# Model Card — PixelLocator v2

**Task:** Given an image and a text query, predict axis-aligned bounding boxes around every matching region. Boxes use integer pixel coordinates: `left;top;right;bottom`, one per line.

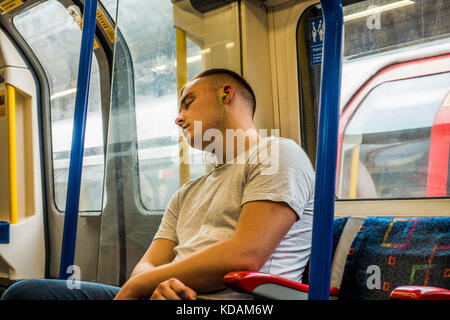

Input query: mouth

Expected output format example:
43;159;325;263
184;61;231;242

182;124;190;130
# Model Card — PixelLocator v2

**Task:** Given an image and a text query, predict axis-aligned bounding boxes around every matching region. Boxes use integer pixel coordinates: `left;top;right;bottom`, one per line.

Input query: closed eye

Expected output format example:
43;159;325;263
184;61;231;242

179;93;195;112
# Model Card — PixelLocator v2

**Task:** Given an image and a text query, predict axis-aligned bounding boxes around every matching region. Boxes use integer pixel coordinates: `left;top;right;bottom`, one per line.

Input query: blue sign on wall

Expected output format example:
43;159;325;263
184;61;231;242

309;16;324;66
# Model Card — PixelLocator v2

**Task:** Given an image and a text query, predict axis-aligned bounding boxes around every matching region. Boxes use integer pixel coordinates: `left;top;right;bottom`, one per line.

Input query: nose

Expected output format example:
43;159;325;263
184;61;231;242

175;112;185;127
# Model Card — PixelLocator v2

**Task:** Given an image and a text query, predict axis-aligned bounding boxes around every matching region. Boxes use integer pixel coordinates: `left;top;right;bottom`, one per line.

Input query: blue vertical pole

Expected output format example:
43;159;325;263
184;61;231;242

308;0;343;300
59;0;98;280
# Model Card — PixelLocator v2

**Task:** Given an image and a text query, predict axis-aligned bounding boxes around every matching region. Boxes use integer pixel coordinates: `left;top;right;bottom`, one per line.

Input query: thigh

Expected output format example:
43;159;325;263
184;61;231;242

1;278;121;300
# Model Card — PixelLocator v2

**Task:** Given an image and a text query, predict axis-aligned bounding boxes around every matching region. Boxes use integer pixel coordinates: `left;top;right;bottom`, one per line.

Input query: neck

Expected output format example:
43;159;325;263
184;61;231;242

214;126;261;166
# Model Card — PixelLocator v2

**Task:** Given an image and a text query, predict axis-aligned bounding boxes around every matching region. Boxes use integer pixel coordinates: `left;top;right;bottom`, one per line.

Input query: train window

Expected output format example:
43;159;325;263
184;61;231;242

100;0;117;22
113;0;205;211
297;0;450;200
14;0;104;212
338;72;450;199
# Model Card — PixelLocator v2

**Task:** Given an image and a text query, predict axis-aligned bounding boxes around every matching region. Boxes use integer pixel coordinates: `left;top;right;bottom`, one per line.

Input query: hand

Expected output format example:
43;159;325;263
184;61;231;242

113;286;141;300
150;278;197;300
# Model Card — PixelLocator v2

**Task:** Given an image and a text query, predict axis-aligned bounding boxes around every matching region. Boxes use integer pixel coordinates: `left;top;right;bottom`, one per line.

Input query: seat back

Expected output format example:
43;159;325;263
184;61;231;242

338;216;450;299
332;217;349;254
301;216;349;284
330;216;365;287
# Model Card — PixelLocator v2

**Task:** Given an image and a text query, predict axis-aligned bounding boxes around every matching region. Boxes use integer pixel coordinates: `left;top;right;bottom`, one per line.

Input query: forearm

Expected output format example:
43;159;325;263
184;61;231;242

128;238;176;280
118;238;259;299
129;261;155;279
117;201;296;300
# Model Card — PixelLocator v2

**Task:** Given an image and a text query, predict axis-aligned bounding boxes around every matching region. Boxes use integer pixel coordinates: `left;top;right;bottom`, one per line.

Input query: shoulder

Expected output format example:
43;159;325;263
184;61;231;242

253;136;302;151
274;137;303;152
253;136;311;164
246;136;314;177
276;137;306;153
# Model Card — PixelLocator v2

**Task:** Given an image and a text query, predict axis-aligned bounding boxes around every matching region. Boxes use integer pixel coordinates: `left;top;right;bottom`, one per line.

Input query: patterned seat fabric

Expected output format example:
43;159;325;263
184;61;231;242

0;221;9;244
339;216;450;299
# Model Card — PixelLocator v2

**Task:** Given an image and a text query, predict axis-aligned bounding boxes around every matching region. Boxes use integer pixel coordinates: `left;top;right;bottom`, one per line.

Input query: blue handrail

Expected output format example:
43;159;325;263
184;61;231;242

59;0;98;280
308;0;343;300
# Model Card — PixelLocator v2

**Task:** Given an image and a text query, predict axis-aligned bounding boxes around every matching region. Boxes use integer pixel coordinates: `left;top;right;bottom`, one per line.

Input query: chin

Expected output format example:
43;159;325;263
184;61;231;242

182;130;190;139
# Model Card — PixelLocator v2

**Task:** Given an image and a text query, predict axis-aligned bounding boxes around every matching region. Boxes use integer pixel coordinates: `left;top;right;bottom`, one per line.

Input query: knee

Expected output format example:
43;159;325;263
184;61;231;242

1;279;43;300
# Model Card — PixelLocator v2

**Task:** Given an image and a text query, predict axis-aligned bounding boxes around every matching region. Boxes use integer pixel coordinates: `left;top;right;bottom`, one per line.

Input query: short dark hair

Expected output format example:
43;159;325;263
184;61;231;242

193;68;256;116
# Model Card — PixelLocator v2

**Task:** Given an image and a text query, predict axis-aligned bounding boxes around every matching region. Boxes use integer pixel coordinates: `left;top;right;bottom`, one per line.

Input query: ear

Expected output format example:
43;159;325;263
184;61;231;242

220;84;234;105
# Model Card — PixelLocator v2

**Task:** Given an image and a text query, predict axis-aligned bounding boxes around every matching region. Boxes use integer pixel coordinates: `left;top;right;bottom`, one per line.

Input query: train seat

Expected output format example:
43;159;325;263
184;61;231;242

301;216;362;286
339;216;450;299
223;216;450;300
224;216;362;299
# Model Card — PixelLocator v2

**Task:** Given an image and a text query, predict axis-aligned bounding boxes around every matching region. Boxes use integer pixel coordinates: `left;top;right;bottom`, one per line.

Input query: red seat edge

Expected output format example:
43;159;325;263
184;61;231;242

389;286;450;300
223;271;339;296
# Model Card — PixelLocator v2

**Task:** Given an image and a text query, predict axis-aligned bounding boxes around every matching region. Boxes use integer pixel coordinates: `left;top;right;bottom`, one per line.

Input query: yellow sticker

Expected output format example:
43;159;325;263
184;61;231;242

0;90;5;117
74;16;100;50
96;9;116;43
0;0;23;15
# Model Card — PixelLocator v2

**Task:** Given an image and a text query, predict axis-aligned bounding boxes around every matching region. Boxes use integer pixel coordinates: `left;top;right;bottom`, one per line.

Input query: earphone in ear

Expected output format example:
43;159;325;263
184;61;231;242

220;93;228;105
219;93;228;132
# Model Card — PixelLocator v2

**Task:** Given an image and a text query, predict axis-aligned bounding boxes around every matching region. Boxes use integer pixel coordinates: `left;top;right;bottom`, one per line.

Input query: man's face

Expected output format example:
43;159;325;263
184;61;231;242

175;77;221;150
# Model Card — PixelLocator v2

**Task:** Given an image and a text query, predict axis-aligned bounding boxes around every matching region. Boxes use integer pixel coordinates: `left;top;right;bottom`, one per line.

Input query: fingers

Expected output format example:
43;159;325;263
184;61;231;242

151;284;181;300
150;278;197;300
169;278;197;300
185;287;198;300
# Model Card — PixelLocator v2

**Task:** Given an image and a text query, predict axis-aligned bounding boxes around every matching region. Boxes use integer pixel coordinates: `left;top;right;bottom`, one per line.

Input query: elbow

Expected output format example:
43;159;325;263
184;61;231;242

227;244;268;272
247;258;265;272
234;256;262;272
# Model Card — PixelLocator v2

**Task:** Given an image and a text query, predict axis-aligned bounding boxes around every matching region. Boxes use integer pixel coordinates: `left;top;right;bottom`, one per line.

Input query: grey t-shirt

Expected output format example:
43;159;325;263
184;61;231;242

154;136;315;299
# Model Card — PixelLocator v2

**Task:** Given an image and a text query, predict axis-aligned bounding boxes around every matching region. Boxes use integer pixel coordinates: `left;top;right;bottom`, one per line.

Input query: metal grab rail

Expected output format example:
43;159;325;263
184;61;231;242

176;27;191;187
308;0;344;300
59;0;98;280
7;84;18;225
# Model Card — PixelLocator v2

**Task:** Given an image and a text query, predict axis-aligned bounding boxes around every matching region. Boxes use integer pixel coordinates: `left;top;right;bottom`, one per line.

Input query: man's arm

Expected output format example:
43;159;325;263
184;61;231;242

114;200;297;300
129;238;177;279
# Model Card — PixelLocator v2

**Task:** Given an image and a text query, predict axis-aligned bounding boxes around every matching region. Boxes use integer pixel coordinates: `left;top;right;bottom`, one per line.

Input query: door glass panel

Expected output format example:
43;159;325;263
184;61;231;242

111;0;205;212
14;0;104;212
100;0;117;22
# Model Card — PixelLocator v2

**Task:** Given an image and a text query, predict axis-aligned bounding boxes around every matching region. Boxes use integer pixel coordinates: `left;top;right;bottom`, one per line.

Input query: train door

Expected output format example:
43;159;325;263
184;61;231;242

0;0;115;284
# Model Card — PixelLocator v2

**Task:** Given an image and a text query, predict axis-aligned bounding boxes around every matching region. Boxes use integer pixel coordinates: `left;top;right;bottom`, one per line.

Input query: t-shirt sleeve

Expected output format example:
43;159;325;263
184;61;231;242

241;138;315;220
153;189;180;243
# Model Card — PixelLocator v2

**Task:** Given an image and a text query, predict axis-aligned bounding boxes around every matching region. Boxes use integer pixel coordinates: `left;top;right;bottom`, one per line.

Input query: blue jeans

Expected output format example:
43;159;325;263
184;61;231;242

0;279;120;300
